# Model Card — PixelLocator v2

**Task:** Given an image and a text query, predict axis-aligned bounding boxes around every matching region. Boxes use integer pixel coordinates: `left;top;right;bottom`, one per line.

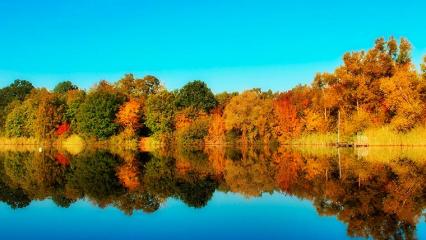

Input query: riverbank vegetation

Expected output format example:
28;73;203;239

1;37;426;147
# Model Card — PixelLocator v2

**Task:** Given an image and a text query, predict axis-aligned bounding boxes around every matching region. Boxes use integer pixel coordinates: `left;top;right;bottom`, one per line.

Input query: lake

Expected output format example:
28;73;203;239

0;145;425;239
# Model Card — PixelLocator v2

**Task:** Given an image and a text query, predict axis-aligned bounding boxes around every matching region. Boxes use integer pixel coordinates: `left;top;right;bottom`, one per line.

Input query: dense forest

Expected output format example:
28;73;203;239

1;37;426;146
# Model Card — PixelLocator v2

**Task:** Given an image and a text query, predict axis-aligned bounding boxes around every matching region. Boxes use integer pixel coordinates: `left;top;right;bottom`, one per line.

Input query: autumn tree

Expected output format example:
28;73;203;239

381;68;423;132
202;92;238;145
312;73;339;121
173;81;217;145
116;99;144;133
223;147;276;197
116;73;162;98
274;91;303;140
223;90;277;144
205;113;226;145
116;157;141;191
343;107;372;136
420;56;426;107
34;89;67;139
5;89;66;139
214;92;238;113
310;37;417;135
303;109;328;133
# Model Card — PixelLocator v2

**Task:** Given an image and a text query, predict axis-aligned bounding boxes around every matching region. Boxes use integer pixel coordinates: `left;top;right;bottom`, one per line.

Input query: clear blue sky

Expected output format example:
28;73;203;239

0;0;425;93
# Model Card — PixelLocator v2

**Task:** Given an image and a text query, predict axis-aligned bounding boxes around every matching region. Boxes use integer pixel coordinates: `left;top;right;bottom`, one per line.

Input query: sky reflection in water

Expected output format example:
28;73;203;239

0;193;354;240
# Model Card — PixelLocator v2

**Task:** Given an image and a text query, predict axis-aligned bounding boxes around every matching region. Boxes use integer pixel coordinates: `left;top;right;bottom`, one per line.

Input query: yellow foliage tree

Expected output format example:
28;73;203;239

223;90;276;144
381;68;423;132
205;113;226;145
303;109;327;133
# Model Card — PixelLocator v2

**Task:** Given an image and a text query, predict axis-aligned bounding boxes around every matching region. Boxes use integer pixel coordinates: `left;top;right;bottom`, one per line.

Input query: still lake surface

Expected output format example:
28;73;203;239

0;145;425;239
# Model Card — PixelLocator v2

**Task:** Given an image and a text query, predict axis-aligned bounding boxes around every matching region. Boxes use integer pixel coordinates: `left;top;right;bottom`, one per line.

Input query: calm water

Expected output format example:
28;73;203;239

0;146;425;239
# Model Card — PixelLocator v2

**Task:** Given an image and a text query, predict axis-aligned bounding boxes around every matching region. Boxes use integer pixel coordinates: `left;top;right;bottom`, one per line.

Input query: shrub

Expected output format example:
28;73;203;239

175;119;210;146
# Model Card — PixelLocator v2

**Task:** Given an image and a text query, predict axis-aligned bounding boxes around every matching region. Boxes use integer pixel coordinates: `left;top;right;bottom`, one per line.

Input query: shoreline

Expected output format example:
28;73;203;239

3;141;426;148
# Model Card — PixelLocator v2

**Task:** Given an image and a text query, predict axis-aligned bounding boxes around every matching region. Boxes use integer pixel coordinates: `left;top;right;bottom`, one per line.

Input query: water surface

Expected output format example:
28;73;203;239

0;146;425;239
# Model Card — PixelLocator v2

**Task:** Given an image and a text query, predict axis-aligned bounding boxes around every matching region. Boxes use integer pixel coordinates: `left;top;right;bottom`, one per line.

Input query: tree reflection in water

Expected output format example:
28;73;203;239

0;146;425;239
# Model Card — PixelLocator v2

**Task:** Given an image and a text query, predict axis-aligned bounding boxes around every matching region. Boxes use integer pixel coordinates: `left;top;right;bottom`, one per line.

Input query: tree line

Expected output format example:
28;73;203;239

1;37;426;145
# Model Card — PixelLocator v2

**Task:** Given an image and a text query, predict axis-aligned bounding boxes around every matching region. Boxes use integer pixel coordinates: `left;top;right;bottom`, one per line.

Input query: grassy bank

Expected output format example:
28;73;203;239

0;137;40;145
289;133;338;146
3;126;426;152
289;126;426;147
359;127;426;146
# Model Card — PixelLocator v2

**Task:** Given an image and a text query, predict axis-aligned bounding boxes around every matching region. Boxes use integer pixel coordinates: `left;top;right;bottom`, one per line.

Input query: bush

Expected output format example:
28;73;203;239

175;119;210;146
108;128;138;150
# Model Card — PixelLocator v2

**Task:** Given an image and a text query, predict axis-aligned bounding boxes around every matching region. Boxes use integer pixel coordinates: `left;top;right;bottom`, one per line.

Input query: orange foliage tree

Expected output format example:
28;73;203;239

117;161;141;191
116;99;144;133
274;93;302;140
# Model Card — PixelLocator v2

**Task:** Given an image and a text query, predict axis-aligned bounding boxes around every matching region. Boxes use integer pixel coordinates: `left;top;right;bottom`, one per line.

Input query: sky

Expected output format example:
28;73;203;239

0;0;425;93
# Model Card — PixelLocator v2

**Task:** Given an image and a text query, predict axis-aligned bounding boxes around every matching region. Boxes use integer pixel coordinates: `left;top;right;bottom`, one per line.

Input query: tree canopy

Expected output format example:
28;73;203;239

175;80;217;112
76;86;125;139
0;80;34;132
53;81;78;94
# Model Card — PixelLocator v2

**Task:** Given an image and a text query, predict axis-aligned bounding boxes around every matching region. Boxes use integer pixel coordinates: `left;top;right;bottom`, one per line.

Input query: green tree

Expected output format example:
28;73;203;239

0;80;34;132
5;101;35;137
53;81;78;94
145;91;176;135
143;155;177;199
176;80;217;112
0;80;34;104
76;87;125;139
64;90;86;130
175;174;217;208
69;151;125;202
